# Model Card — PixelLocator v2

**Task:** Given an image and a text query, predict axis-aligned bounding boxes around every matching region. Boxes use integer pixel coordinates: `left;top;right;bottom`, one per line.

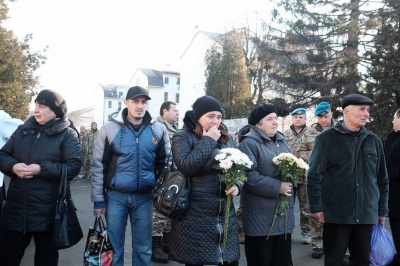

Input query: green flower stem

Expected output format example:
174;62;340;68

267;195;289;240
223;195;231;248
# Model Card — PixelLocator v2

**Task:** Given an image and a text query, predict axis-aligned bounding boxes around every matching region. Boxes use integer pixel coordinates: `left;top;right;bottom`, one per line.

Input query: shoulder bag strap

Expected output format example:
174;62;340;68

58;164;68;199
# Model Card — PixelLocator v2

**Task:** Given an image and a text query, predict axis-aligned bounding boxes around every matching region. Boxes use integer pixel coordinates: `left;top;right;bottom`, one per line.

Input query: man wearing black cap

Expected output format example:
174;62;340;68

283;107;311;246
91;86;171;266
238;104;294;266
307;94;388;266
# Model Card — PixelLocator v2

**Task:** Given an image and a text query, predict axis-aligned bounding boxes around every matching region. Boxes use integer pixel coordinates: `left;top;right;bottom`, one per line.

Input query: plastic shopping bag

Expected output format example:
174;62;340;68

83;217;114;266
369;221;395;266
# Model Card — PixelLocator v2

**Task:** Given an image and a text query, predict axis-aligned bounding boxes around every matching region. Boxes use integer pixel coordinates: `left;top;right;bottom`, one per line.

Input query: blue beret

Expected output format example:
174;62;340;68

290;108;306;115
314;102;331;116
341;94;374;109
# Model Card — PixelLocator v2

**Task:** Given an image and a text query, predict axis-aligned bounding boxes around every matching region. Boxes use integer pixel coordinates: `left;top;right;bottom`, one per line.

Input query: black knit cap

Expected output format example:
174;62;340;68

248;104;277;125
192;95;223;121
34;89;68;118
341;94;374;109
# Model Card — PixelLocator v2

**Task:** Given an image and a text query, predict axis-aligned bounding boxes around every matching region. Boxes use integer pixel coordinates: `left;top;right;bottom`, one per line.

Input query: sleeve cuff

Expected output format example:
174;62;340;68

94;201;106;209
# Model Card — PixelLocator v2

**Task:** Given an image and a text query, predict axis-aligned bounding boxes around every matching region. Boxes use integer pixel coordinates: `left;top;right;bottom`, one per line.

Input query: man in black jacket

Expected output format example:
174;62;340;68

385;108;400;265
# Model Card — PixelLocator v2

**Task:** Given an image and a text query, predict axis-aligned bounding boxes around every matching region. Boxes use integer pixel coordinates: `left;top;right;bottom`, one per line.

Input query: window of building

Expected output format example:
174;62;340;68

176;78;180;85
118;102;121;111
119;91;123;98
136;78;140;85
164;77;169;85
108;114;112;121
164;92;168;102
108;101;112;108
175;93;179;103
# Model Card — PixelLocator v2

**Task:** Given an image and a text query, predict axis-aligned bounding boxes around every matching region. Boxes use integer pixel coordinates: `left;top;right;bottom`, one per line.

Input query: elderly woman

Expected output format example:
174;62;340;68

0;90;82;266
168;95;241;266
238;104;294;266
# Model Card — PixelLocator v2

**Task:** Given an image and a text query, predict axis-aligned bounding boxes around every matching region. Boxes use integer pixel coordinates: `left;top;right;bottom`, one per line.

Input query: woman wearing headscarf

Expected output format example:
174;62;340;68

0;89;82;266
168;96;241;266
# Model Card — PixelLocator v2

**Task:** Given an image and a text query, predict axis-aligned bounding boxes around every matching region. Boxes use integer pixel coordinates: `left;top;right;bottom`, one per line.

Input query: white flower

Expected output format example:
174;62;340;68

219;159;233;170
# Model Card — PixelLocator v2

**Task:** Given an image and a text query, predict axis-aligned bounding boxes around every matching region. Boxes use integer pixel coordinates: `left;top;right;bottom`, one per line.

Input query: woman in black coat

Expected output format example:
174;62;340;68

168;96;241;266
0;90;82;266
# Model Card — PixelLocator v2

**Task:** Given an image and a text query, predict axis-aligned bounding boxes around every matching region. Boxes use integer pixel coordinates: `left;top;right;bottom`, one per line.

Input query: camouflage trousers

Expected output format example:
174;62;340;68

311;216;323;250
296;183;311;237
152;206;171;236
82;152;92;177
296;183;323;249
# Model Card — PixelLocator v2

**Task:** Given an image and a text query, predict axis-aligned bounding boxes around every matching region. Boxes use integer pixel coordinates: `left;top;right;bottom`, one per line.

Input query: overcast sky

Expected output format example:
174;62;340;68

4;0;270;111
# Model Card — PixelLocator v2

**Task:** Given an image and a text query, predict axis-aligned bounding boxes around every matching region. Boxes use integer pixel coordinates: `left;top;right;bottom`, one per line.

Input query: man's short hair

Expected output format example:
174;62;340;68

159;101;176;116
396;109;400;117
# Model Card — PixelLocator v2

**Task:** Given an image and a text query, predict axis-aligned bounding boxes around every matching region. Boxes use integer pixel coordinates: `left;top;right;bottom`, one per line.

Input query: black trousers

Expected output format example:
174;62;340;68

245;234;292;266
0;230;59;266
323;223;372;266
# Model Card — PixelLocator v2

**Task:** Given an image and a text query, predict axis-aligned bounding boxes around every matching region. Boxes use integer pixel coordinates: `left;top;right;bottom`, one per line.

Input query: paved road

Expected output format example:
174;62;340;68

12;177;381;265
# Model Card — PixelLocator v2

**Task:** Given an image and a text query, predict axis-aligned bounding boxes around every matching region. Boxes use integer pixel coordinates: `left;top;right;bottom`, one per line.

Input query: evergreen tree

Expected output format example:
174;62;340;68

263;0;384;116
204;31;251;119
365;0;400;139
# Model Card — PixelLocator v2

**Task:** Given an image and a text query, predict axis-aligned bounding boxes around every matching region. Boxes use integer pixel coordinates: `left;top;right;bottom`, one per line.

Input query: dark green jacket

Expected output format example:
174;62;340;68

307;122;388;224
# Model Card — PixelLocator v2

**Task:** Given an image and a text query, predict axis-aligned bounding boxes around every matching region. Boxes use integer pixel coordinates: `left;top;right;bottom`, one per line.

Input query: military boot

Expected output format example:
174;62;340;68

151;236;169;263
162;232;171;254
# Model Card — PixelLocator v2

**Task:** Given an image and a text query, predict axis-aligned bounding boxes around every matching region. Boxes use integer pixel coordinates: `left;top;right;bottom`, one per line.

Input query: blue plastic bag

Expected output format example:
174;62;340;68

369;221;395;266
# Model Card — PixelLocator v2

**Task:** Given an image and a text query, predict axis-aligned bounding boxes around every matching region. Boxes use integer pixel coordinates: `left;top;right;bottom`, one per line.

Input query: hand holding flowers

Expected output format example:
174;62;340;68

268;152;309;239
213;148;253;247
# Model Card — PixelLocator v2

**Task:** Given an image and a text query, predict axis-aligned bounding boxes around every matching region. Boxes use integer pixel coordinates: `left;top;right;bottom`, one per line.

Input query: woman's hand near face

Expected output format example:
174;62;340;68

203;125;221;141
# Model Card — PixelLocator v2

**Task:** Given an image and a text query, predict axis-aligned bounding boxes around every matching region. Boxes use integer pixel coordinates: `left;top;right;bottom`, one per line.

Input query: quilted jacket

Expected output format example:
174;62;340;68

0;116;82;232
168;111;240;265
237;125;295;237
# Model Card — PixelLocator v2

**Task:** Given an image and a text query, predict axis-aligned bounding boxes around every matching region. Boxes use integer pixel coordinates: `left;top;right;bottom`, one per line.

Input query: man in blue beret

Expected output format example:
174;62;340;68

283;107;311;245
303;101;335;259
307;94;388;265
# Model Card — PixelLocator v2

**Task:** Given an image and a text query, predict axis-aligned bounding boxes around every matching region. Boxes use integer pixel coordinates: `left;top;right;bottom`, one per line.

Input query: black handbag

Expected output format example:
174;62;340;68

53;164;83;249
152;164;190;220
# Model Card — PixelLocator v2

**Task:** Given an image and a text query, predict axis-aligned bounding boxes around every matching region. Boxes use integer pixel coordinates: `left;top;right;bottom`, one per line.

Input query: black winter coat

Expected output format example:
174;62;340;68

0;116;82;232
168;111;240;265
385;131;400;218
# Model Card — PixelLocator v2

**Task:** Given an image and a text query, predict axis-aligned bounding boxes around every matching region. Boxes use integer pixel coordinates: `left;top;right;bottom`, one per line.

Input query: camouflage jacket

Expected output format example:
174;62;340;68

283;125;311;162
283;125;311;184
82;129;98;155
303;118;335;155
156;116;178;141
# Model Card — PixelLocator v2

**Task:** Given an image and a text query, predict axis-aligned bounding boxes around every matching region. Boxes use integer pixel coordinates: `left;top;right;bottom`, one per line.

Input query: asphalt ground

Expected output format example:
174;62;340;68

7;176;386;265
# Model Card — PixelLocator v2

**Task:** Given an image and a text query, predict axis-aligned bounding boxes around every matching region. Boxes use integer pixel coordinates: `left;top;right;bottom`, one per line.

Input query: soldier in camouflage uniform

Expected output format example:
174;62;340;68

303;102;334;259
152;101;179;263
82;121;98;179
283;108;312;246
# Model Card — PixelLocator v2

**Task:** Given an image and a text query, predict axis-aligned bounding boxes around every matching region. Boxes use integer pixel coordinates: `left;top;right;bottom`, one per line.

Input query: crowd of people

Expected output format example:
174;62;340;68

0;87;398;266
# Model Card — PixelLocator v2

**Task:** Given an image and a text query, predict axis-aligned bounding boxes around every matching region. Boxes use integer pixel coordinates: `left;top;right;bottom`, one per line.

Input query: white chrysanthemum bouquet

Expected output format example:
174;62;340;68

214;148;253;247
268;152;309;239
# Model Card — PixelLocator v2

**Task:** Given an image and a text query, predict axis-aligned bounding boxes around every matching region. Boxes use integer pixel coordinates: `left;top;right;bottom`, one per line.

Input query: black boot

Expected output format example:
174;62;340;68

151;236;169;263
163;232;171;254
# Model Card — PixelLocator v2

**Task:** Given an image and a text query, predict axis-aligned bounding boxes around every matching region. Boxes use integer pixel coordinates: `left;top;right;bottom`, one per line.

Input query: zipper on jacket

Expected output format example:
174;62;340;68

22;131;42;232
